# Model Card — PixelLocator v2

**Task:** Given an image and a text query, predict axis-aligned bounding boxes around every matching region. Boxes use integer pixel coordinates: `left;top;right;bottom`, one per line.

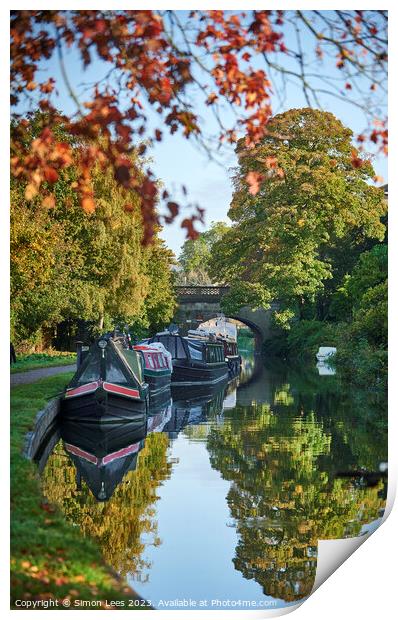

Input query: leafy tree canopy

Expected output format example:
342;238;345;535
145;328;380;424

177;221;230;285
11;113;176;346
209;108;386;323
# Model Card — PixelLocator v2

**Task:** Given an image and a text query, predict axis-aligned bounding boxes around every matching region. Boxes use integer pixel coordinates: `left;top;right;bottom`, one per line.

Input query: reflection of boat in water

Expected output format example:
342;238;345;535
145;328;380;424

223;378;238;410
146;401;173;434
165;383;227;436
59;416;148;501
61;335;149;423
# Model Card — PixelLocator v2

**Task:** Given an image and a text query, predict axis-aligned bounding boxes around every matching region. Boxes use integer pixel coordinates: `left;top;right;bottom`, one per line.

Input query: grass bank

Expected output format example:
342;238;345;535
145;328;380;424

11;352;77;374
10;373;146;610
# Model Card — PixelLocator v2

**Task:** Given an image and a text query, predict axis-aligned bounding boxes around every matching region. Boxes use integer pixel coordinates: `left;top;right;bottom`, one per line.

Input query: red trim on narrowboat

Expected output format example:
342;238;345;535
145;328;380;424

64;442;98;464
64;442;140;466
102;382;140;399
64;381;100;399
102;442;140;465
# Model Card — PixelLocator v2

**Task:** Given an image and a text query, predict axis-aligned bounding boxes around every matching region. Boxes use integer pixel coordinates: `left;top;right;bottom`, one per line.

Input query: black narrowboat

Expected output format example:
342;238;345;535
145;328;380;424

148;332;229;387
188;327;241;376
60;416;146;501
220;338;241;376
61;335;149;423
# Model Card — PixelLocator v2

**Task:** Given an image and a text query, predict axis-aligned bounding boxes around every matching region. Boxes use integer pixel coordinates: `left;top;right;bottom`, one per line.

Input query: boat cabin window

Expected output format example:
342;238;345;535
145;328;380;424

205;344;224;363
151;335;187;360
187;339;204;361
116;348;143;383
76;356;101;385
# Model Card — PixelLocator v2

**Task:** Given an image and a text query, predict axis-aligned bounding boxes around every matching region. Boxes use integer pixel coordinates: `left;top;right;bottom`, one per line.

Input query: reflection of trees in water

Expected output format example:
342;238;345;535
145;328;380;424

237;331;256;384
42;433;171;578
208;374;387;602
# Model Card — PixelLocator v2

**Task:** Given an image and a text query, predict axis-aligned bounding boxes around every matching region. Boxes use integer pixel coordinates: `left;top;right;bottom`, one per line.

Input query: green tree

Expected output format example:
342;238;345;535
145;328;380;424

10;113;176;347
330;244;387;321
177;221;230;284
209;109;386;325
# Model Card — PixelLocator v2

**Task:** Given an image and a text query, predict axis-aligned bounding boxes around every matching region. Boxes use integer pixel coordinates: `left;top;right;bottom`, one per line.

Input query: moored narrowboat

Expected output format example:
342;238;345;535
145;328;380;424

196;321;241;376
220;338;241;376
133;342;172;404
61;335;149;423
148;332;229;386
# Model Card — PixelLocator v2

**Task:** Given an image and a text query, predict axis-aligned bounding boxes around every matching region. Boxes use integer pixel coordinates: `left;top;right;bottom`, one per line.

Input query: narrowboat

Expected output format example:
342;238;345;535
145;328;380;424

196;320;241;376
148;332;229;386
133;342;172;404
221;338;241;376
61;335;149;423
60;416;147;501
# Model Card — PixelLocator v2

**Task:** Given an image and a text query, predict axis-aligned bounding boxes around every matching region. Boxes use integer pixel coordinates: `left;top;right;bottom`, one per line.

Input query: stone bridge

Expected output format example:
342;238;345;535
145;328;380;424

174;285;276;348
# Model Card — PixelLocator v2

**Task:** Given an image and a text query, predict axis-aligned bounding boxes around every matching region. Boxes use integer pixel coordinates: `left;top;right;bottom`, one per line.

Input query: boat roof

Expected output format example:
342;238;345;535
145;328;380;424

67;337;144;388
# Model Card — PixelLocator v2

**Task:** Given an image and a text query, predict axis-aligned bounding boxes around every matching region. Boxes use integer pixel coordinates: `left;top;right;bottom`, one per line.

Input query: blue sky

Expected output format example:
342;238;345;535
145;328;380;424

16;11;388;256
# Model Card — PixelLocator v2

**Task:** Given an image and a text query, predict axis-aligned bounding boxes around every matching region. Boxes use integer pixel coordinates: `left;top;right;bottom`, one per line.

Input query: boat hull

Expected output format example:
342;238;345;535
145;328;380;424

171;361;229;386
61;387;148;424
60;416;148;456
226;355;241;376
145;372;172;398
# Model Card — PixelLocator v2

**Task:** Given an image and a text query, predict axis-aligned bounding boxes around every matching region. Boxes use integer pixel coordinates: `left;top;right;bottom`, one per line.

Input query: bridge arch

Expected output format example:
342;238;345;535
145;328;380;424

174;285;275;349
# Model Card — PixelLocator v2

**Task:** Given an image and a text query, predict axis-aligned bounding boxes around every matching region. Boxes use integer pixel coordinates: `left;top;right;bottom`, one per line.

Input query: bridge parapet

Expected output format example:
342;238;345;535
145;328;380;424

175;285;230;303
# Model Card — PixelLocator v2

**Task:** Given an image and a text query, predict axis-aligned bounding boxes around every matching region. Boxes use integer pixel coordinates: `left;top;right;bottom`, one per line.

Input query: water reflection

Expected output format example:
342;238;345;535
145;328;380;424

38;356;387;607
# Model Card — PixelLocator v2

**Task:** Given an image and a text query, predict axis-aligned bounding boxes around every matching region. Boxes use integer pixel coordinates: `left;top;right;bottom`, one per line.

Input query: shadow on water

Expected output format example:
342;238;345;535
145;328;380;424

33;354;387;606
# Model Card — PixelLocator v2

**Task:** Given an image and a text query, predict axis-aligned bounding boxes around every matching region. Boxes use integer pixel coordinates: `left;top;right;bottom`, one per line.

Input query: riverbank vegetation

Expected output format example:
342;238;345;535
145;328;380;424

176;109;387;389
10;374;146;608
202;109;387;389
11;112;176;353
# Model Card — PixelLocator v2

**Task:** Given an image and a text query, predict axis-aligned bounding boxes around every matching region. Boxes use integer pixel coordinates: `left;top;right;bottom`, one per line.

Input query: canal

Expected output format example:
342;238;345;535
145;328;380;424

40;341;387;610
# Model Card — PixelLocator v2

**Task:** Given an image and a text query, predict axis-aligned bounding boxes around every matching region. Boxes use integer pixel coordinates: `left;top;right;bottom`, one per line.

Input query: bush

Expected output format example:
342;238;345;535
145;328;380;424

264;320;338;360
335;336;387;390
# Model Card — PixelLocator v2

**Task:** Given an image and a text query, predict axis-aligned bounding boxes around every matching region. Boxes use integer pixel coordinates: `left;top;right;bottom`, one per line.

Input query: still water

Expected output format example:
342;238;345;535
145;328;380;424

40;348;387;610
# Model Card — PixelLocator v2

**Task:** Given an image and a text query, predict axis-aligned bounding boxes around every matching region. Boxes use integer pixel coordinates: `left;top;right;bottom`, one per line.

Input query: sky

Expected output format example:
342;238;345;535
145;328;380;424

14;10;388;257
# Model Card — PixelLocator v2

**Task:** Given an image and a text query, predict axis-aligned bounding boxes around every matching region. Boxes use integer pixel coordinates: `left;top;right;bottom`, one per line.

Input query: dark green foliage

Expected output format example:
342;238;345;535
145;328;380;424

264;320;338;360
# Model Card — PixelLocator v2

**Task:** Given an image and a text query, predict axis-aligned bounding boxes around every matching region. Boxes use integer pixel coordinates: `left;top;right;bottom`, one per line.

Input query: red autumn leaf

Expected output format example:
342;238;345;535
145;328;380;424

181;218;199;240
40;79;55;94
166;201;179;219
43;166;58;183
351;150;364;168
246;170;264;195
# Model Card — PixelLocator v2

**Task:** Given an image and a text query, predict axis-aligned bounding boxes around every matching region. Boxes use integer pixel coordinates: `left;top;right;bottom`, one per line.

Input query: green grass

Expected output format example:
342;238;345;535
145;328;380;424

10;374;147;610
11;352;76;374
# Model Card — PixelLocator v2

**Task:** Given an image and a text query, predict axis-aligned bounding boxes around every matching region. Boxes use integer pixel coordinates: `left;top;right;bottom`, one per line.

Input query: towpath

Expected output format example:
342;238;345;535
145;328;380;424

10;365;76;387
